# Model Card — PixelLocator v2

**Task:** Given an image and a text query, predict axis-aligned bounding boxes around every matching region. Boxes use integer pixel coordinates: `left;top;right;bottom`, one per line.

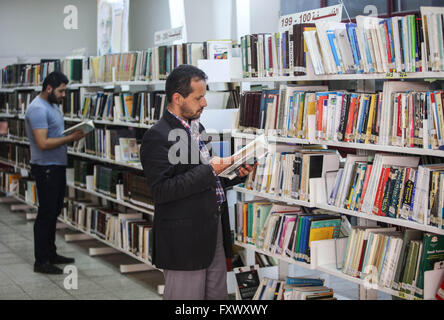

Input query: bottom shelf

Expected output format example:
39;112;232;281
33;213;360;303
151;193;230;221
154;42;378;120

58;217;158;269
316;263;421;300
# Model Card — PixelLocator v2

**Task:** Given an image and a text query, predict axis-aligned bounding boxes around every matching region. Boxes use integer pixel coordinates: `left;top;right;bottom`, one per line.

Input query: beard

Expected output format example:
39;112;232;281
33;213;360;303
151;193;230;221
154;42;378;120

181;105;203;120
48;90;62;104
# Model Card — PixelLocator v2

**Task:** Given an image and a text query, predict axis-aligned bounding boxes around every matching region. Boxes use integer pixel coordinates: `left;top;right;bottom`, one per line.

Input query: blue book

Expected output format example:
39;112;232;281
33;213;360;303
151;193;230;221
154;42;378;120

329;168;344;205
356;95;369;142
282;32;287;74
346;23;362;73
285;277;324;286
287;96;294;136
326;30;342;74
362;29;375;73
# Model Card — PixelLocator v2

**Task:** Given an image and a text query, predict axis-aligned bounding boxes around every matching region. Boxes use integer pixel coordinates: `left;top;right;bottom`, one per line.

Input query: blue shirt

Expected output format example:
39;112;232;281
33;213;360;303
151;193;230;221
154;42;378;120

25;96;67;166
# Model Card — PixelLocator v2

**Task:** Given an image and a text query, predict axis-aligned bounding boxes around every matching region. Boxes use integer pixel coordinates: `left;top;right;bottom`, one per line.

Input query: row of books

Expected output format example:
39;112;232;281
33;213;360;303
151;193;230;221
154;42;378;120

0;59;62;87
86;40;235;83
64;199;153;261
236;82;444;151
70;127;140;162
341;227;444;299
64;90;166;124
71;160;152;207
234;201;348;263
254;277;335;300
304;14;429;75
328;153;444;229
240;24;312;78
236;84;327;136
234;265;334;300
244;149;339;202
0;91;38;115
0;143;30;168
0;167;37;205
240;8;444;77
5;119;26;140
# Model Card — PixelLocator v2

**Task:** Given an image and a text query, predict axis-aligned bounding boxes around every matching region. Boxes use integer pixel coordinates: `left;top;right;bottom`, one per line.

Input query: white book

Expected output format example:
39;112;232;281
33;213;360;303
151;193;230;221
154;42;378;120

391;17;403;72
371;24;384;73
315;20;338;74
335;26;356;73
303;30;325;75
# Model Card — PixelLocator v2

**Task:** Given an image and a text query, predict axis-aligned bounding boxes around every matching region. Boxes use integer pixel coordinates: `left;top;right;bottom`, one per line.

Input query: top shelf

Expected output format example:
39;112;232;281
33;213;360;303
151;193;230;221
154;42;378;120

2;71;444;92
232;71;444;82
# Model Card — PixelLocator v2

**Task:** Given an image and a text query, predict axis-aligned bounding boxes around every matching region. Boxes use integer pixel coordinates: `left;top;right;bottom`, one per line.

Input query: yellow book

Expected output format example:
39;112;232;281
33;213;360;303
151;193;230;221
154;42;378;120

308;226;334;246
365;94;376;144
296;93;305;138
124;94;133;118
82;97;90;118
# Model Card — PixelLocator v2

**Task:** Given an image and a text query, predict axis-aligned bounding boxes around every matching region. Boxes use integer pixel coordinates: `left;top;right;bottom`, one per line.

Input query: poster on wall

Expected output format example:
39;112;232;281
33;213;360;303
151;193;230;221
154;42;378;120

97;0;129;56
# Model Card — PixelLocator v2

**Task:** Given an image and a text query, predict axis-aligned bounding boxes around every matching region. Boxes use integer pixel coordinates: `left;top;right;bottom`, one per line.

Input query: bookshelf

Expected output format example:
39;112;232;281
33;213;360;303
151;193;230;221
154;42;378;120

2;49;444;300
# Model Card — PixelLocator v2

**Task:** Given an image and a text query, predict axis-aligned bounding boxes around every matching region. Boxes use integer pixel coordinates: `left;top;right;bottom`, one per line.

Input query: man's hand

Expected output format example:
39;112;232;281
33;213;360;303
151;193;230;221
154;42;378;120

236;162;258;178
209;156;234;175
69;130;86;142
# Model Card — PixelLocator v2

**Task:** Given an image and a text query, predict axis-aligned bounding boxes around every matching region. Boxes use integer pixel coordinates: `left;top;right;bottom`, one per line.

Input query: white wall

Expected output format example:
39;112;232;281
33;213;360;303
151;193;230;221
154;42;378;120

129;0;171;50
0;0;281;68
0;0;97;63
250;0;280;34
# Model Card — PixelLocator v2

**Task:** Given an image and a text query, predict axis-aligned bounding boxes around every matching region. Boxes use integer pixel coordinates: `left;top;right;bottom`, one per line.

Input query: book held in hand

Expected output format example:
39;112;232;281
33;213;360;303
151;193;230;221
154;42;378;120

63;120;95;135
218;134;269;180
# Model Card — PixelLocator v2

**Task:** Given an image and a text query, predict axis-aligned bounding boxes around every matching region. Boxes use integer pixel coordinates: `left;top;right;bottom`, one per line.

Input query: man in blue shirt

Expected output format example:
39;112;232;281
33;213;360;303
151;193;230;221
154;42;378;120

25;71;86;274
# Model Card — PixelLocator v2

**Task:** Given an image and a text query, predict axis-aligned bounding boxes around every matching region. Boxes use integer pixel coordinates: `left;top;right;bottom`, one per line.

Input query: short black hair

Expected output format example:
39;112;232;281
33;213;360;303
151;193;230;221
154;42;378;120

42;71;69;91
165;64;207;103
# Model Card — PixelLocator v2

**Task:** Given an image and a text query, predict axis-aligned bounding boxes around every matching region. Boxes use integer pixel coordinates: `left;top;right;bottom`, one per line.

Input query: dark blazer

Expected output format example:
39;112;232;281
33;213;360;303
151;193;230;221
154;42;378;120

140;110;244;271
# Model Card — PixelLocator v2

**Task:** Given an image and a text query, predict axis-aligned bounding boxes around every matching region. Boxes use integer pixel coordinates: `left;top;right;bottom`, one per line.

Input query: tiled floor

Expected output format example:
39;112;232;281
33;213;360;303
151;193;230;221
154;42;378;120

0;201;392;300
0;202;164;300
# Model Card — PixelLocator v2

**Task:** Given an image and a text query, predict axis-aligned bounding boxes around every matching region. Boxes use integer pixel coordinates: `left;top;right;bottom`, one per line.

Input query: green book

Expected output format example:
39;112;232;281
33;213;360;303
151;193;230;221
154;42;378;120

392;229;423;290
414;234;444;298
405;240;420;295
400;240;415;293
247;203;254;244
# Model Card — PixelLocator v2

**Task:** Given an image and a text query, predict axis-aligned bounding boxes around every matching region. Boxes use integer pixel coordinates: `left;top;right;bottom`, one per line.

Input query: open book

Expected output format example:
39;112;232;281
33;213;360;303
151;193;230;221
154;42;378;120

62;120;95;135
218;134;269;180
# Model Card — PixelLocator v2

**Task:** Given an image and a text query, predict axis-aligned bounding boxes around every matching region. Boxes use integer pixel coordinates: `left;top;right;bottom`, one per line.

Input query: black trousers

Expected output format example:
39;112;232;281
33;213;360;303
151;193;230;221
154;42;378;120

31;164;66;265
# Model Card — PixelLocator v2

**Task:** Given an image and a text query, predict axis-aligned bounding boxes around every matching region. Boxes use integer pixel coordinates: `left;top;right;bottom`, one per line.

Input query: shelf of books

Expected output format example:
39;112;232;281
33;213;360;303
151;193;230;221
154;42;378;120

66;182;153;215
67;150;143;171
234;241;314;270
233;186;313;208
57;215;155;268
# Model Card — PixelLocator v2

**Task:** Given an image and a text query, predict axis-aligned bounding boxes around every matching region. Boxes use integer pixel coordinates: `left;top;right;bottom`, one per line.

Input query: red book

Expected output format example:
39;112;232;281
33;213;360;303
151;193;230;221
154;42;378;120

372;167;390;216
316;95;327;139
383;20;393;71
359;164;373;211
396;93;402;139
345;95;358;142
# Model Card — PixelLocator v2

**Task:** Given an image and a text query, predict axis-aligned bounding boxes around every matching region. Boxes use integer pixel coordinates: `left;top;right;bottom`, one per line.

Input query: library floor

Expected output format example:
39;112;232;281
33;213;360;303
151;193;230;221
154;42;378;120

0;202;391;300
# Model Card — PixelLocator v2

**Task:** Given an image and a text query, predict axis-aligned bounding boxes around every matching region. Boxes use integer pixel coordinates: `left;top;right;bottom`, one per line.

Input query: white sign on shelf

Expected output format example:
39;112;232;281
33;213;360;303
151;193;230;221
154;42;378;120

154;26;183;46
279;4;343;33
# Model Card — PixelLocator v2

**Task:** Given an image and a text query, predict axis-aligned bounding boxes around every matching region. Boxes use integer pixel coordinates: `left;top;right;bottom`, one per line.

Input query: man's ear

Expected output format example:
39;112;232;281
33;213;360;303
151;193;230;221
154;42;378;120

46;85;53;94
172;92;183;105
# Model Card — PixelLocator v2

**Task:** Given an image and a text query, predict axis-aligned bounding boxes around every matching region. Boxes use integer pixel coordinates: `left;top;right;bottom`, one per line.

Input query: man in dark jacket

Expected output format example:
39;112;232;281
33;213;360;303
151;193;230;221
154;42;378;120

140;65;255;300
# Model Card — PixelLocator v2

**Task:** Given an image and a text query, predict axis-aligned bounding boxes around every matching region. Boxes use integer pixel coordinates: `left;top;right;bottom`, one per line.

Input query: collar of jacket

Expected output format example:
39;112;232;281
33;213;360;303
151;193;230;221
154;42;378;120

163;108;205;134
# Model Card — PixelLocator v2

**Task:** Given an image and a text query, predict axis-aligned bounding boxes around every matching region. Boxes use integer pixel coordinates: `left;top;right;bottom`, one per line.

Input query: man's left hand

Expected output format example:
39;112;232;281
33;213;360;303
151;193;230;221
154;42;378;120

237;163;258;178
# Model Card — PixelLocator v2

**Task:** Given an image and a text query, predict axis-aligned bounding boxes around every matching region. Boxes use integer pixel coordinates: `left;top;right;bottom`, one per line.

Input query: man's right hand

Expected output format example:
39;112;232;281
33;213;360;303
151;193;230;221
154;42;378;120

209;156;235;175
69;130;86;142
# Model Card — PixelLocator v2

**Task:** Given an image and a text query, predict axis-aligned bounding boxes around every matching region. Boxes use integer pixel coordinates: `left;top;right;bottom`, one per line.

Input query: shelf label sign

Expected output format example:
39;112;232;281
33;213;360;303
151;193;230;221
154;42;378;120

279;4;343;33
154;26;183;46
